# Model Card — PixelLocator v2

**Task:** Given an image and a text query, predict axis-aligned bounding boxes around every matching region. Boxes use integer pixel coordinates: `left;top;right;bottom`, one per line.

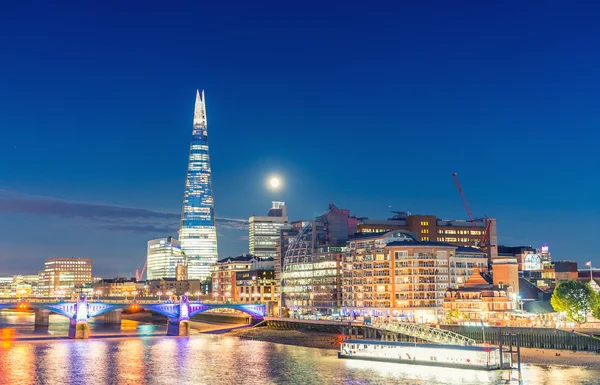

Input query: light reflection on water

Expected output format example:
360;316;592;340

0;312;164;337
2;336;598;385
1;313;599;385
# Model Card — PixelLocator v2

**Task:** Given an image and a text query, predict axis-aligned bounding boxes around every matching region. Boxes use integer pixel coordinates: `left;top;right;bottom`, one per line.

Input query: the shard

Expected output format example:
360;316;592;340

178;90;218;280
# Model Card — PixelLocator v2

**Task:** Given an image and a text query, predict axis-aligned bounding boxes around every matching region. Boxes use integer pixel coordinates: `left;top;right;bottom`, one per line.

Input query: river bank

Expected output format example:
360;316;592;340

227;326;600;368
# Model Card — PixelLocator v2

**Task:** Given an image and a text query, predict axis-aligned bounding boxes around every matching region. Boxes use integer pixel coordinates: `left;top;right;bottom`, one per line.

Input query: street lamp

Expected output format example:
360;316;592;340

166;291;173;302
195;291;201;302
123;291;130;301
157;291;163;302
95;290;102;301
132;291;139;301
16;289;27;300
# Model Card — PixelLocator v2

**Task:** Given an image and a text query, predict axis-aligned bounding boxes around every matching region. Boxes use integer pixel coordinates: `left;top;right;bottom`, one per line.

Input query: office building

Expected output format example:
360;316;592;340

281;204;356;315
249;201;289;259
38;258;93;297
146;236;185;280
179;90;218;280
357;212;497;260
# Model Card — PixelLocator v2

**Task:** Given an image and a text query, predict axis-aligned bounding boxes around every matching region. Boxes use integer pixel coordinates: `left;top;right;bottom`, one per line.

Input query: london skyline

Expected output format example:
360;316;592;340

1;2;599;276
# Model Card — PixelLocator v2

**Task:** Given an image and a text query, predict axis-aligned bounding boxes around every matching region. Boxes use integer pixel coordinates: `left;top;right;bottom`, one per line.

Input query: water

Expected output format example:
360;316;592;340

0;312;166;337
1;314;599;385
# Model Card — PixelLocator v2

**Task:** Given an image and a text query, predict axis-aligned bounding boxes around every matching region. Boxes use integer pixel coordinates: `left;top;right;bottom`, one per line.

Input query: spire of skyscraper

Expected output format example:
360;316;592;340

178;89;219;280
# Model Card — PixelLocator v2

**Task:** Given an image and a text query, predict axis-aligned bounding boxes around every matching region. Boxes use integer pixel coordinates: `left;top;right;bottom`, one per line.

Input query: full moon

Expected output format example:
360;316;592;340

269;177;281;189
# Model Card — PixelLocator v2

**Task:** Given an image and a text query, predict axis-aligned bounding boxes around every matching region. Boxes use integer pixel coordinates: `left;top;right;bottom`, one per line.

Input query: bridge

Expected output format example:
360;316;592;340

0;294;266;339
368;319;475;346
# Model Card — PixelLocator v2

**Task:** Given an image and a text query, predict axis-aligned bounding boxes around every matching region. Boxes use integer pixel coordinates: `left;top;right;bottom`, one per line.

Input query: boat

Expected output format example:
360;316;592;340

338;339;512;370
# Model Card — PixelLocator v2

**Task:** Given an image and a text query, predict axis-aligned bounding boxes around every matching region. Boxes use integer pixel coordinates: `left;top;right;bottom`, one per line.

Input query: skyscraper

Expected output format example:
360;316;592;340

249;201;289;260
146;236;184;280
179;90;218;280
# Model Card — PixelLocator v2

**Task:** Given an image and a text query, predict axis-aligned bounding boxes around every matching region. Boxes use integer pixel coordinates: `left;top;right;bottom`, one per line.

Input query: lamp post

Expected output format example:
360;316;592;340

95;290;102;301
212;292;219;303
195;291;201;303
157;291;163;302
166;291;173;302
132;291;139;301
123;291;129;301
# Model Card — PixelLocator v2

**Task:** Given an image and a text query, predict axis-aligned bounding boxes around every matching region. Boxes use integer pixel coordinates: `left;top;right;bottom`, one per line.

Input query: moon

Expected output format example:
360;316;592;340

270;177;280;188
267;176;282;190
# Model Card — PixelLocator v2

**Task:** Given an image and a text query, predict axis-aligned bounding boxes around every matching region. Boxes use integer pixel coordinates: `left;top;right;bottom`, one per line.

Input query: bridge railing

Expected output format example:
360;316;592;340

370;320;475;346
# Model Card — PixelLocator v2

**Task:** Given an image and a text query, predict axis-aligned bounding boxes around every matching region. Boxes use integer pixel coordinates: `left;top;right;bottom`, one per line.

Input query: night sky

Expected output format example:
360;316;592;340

1;1;599;277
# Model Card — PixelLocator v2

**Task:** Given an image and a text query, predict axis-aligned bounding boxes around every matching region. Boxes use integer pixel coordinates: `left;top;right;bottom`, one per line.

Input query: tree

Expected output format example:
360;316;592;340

445;308;465;324
551;280;597;324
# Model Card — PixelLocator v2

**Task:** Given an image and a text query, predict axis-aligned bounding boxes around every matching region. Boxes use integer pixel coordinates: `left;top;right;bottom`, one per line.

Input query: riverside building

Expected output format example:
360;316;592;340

280;204;357;316
341;231;488;324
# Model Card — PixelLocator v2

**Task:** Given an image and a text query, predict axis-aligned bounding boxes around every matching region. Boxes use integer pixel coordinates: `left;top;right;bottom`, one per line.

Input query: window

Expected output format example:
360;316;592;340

445;237;457;242
420;221;429;226
445;230;456;235
421;229;429;234
421;236;429;241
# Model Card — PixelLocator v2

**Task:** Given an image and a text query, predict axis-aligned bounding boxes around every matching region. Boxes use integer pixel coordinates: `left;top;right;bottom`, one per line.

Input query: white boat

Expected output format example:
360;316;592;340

338;340;512;370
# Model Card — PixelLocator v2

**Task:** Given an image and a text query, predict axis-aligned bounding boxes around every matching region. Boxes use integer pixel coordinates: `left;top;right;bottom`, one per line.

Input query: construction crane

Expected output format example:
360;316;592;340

135;259;147;282
451;173;476;228
451;173;492;248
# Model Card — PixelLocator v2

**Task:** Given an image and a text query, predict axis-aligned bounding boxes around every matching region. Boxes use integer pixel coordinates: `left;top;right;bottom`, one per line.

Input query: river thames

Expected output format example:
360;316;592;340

1;313;600;385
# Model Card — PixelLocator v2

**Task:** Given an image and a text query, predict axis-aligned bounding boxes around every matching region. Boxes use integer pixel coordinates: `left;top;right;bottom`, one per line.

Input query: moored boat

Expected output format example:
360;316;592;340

338;340;512;370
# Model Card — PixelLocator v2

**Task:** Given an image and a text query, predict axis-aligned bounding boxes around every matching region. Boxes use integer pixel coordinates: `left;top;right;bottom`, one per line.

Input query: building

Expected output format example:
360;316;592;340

146;278;202;297
178;90;218;280
0;277;12;297
93;277;140;297
451;247;489;288
281;204;357;315
357;212;497;259
211;254;257;302
38;258;93;297
341;230;488;323
12;275;40;297
146;236;185;280
443;268;516;324
236;269;276;304
249;201;290;260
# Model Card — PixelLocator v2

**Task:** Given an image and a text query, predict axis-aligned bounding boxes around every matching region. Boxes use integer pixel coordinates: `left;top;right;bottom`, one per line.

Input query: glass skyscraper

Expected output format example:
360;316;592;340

179;90;219;280
146;236;184;280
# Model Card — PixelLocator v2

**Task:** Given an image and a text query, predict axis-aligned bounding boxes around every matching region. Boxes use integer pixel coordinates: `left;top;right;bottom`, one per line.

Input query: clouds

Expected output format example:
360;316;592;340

0;189;248;234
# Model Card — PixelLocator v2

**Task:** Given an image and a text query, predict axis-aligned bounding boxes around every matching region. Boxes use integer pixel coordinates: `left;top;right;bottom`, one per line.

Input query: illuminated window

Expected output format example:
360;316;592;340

445;237;457;242
421;229;429;234
445;230;456;235
420;221;429;226
421;236;429;241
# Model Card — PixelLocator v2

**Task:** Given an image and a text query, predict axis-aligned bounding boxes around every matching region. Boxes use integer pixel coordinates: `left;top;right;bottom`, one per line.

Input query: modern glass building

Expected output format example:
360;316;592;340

179;90;219;280
146;236;185;280
249;201;289;260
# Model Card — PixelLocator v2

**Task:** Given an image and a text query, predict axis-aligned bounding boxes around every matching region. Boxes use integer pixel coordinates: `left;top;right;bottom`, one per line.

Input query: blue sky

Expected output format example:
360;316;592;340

1;1;599;276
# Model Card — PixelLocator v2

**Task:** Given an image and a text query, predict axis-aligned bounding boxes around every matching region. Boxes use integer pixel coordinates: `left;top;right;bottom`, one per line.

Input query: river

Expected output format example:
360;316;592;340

1;313;599;385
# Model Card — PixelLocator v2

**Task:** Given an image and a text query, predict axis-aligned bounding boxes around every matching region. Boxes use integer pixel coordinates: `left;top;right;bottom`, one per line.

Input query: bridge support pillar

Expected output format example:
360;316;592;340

34;309;50;326
68;319;90;339
167;319;190;336
104;309;123;325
